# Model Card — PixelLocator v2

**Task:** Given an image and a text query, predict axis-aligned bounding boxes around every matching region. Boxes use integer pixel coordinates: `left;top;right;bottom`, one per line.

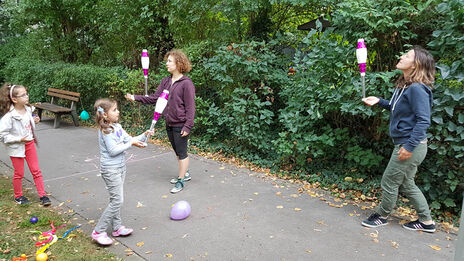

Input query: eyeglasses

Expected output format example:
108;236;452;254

15;93;29;98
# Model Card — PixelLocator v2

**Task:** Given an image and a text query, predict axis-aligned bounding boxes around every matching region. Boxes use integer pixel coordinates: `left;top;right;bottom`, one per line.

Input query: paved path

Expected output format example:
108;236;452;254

0;119;456;260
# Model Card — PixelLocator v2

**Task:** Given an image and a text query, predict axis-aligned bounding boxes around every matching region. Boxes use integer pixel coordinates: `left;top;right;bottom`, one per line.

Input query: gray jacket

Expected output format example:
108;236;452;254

0;105;36;157
99;123;146;170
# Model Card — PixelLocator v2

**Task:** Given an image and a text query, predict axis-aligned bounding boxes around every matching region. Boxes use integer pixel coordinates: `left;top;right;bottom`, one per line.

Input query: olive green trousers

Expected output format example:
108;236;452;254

376;143;432;222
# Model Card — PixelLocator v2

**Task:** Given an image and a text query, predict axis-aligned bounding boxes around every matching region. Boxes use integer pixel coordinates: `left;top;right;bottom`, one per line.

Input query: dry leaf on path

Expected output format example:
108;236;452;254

136;241;144;247
219;166;225;170
145;251;152;254
276;192;282;196
161;195;168;199
276;205;283;209
429;245;441;251
137;202;144;208
165;253;173;258
294;208;302;211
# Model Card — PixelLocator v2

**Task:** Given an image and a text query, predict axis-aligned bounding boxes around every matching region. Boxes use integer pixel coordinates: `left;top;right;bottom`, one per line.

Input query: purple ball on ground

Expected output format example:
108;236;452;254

30;217;38;224
170;201;191;220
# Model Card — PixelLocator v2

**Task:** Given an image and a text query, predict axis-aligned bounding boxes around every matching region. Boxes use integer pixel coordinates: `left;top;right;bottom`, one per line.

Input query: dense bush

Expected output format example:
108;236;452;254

1;0;462;217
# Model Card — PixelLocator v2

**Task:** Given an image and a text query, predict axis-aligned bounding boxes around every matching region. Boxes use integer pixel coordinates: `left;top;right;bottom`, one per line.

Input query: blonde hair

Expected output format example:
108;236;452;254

164;49;192;73
94;98;117;134
0;83;28;114
396;46;435;89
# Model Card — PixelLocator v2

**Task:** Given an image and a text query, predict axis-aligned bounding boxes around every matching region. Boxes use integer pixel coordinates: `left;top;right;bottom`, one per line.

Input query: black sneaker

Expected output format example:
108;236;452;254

14;196;30;205
40;196;52;206
402;220;436;233
361;213;388;228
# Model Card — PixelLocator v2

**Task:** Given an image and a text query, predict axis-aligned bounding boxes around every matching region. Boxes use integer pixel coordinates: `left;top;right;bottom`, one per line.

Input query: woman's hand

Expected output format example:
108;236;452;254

125;93;135;101
398;147;412;161
362;96;380;106
181;130;189;137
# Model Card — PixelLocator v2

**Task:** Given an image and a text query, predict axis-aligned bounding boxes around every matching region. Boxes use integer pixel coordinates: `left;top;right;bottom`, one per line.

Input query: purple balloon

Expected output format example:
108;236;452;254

170;200;191;220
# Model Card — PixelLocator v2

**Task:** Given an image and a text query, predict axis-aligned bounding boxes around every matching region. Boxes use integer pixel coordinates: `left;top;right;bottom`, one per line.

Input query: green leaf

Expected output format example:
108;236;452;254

443;198;456;208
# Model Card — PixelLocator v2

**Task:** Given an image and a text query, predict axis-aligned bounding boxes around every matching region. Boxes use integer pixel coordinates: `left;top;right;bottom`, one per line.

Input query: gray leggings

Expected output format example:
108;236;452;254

95;167;126;233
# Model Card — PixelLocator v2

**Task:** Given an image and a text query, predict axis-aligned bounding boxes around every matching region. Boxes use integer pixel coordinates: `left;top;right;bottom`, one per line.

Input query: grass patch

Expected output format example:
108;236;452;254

0;175;118;261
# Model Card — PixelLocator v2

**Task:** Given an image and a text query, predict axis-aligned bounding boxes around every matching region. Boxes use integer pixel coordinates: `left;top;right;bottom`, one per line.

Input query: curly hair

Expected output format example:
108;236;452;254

94;98;117;134
0;83;27;115
164;49;192;73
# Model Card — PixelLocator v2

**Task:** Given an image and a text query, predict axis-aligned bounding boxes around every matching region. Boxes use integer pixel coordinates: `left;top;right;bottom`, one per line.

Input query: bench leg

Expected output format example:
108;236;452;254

71;111;79;127
37;109;43;119
53;113;61;128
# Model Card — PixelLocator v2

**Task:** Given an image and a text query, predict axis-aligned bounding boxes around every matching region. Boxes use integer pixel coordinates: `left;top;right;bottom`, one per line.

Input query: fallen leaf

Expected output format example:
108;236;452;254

254;192;259;195
219;166;225;170
305;249;312;253
276;205;283;209
166;253;173;258
145;251;152;254
137;202;144;208
390;241;399;248
161;195;168;199
58;202;64;207
88;220;95;224
276;192;281;196
372;238;379;243
429;245;441;251
136;241;144;247
290;194;298;198
141;227;148;230
294;208;302;211
313;229;322;232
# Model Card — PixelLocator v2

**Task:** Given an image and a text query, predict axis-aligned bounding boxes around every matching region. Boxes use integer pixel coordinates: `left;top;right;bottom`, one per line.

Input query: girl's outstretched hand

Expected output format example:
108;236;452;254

33;115;40;124
125;93;135;101
362;96;380;106
20;136;33;143
131;139;145;148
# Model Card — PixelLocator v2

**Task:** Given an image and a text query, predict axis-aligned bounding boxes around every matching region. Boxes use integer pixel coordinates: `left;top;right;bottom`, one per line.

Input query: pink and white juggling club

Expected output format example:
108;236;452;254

143;89;169;144
141;49;150;96
356;39;367;98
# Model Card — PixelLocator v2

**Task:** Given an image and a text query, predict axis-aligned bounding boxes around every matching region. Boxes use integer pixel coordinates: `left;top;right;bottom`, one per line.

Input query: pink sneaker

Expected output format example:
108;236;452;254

112;226;133;237
91;230;113;245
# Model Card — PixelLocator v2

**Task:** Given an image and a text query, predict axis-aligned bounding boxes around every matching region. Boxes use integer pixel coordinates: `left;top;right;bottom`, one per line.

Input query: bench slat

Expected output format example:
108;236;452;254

34;103;72;113
48;88;80;97
47;92;79;102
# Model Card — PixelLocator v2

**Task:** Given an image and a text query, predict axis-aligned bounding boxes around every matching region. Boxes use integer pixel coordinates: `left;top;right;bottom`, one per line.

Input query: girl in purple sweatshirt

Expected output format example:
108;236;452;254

126;49;195;193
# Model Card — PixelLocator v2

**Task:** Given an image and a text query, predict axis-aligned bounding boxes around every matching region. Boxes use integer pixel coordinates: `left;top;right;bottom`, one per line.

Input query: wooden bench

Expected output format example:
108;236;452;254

34;88;80;128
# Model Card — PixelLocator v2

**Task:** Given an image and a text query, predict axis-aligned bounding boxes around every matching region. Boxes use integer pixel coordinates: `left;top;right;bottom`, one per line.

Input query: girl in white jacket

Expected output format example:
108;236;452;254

0;83;51;206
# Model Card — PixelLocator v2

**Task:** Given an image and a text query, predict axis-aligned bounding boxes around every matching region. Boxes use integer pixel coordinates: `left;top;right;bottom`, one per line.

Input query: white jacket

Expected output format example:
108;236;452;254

0;105;37;157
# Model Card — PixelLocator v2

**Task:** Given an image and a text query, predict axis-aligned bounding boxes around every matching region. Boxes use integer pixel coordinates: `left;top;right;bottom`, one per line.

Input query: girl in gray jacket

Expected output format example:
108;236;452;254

0;83;51;206
91;98;148;245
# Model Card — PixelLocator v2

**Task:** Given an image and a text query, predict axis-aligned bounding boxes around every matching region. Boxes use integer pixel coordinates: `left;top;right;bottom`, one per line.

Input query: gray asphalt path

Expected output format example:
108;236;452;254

0;119;456;261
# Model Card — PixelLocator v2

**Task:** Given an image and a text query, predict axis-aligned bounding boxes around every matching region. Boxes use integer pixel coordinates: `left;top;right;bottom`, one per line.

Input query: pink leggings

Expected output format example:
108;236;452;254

10;141;46;198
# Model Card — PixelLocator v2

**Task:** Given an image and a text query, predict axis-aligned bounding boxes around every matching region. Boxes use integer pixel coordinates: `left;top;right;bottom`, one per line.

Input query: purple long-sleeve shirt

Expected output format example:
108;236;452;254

134;75;195;133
